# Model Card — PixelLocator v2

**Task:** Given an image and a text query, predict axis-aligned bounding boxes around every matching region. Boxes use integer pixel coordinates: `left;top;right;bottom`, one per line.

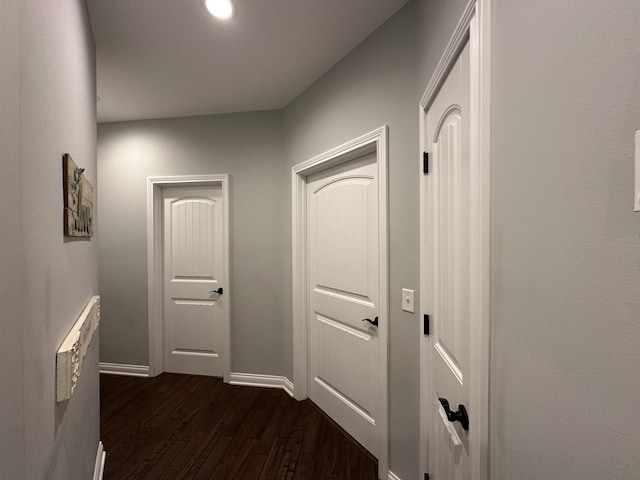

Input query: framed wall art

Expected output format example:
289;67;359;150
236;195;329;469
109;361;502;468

63;153;94;237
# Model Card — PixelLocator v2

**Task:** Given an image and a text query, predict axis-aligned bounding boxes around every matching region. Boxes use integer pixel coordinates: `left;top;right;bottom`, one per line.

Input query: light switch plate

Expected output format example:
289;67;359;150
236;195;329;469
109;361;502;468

402;288;415;313
635;130;640;212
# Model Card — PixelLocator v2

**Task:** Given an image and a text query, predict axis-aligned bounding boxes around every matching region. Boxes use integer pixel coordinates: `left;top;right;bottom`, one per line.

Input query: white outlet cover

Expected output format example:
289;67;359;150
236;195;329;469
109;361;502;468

402;288;415;313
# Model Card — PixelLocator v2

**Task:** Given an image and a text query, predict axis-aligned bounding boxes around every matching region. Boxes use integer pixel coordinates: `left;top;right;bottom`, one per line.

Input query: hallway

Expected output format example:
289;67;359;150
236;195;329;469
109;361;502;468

100;373;377;479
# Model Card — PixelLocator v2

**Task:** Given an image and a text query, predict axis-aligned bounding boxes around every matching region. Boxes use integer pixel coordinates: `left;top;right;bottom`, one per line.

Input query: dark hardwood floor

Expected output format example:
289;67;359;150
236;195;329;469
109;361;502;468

100;373;378;479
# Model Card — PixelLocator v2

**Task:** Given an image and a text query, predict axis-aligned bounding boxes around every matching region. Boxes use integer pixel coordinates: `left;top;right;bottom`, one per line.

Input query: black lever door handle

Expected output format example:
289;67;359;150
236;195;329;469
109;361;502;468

209;287;223;295
438;398;469;431
362;317;378;327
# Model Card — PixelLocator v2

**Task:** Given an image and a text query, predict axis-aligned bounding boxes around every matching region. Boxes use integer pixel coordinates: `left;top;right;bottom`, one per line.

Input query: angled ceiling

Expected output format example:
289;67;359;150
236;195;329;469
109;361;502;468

87;0;410;123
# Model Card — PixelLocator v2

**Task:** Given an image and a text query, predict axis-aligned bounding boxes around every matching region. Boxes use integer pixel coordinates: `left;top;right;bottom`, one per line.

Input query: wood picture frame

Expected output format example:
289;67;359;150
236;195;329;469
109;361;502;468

63;153;94;237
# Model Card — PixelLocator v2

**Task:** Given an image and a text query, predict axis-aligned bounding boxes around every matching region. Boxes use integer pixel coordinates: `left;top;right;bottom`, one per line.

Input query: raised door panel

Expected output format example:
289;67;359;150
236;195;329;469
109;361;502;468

170;199;217;281
430;400;468;480
311;314;376;420
312;177;373;302
433;107;470;394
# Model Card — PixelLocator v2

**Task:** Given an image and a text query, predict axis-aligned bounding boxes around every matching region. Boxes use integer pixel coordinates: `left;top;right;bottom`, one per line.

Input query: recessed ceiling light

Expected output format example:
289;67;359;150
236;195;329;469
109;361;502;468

205;0;235;20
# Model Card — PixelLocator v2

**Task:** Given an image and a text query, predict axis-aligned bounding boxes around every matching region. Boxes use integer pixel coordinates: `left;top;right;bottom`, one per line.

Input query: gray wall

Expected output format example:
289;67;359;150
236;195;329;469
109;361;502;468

490;0;640;478
97;111;289;375
282;3;420;479
0;0;99;478
0;0;26;477
418;0;469;88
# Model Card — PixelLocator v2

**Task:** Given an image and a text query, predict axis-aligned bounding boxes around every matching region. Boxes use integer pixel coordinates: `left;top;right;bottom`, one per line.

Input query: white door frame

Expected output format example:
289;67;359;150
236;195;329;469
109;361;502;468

419;0;492;478
147;174;231;381
291;126;389;477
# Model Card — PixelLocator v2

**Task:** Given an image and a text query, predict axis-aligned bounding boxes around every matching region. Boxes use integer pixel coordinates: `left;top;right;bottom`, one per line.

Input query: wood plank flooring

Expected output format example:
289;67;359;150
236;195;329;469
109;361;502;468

100;373;378;479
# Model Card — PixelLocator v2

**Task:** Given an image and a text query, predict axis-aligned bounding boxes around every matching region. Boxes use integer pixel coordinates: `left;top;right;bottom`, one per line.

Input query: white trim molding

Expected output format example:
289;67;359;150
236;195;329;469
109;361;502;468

419;1;492;479
291;126;389;478
99;362;150;377
419;1;477;111
93;441;106;480
229;372;294;397
387;471;401;480
147;175;231;382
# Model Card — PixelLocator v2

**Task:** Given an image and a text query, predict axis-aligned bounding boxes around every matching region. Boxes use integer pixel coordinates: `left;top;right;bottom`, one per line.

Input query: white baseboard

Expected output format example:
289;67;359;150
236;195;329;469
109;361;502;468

99;362;150;377
388;471;401;480
93;441;106;480
229;372;294;397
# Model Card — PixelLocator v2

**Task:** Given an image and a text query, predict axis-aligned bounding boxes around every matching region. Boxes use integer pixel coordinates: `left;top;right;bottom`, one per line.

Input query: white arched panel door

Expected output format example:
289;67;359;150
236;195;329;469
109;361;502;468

306;153;381;457
162;186;226;376
426;39;473;479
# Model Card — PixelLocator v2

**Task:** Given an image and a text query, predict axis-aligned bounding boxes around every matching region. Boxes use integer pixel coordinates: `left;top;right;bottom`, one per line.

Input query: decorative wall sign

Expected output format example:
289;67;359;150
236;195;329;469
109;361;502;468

56;295;100;402
63;153;94;237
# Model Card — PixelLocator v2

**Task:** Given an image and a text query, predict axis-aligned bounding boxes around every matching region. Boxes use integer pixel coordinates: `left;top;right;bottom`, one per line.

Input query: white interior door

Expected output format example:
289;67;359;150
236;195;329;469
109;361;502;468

306;152;381;457
162;185;226;377
425;39;473;479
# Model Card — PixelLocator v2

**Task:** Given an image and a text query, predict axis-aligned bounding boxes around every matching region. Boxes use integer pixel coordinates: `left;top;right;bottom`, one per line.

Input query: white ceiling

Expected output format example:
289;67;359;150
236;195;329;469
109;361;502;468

87;0;409;123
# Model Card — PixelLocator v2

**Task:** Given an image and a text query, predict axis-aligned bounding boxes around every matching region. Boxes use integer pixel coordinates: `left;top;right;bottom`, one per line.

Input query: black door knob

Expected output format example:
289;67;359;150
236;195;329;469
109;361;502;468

209;287;223;295
362;317;379;327
438;397;469;431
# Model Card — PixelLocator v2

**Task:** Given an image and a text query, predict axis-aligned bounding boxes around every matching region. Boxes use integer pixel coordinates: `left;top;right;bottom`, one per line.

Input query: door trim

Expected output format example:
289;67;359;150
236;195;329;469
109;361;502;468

291;126;389;477
147;174;231;381
419;0;492;478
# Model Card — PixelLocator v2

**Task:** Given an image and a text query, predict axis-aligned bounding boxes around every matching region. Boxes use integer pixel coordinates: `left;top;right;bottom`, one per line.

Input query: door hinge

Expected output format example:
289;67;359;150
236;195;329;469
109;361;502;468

424;314;430;335
424;474;430;480
423;151;429;174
